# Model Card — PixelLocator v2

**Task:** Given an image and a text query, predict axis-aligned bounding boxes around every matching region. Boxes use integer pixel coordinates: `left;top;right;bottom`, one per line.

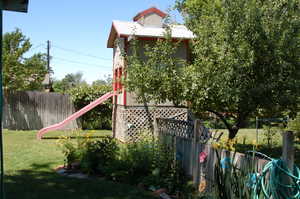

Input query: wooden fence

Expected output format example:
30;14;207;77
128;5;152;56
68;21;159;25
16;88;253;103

3;91;79;130
155;118;269;192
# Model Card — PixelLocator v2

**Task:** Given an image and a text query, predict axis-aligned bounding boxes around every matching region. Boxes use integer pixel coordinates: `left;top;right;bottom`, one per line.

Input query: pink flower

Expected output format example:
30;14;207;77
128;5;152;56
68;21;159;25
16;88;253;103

199;152;207;163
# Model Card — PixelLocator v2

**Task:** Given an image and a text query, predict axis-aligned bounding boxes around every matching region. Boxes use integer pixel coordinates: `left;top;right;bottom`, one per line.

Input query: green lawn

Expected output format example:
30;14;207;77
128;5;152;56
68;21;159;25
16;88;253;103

213;128;300;166
3;130;156;199
212;128;281;144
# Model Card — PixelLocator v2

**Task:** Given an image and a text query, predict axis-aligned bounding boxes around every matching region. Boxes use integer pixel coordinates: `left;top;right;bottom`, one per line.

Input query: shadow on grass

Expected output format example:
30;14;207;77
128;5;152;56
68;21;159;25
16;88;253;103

4;163;155;199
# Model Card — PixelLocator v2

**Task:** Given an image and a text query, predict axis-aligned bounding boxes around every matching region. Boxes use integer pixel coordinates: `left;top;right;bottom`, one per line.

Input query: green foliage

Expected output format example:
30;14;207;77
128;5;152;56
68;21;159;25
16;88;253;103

3;28;48;91
288;112;300;139
92;75;112;86
262;124;280;148
81;137;119;174
57;134;87;167
59;133;191;195
176;0;300;139
125;30;187;106
209;150;263;199
126;0;300;139
58;134;118;174
106;136;155;184
68;84;112;129
52;72;88;93
119;136;191;195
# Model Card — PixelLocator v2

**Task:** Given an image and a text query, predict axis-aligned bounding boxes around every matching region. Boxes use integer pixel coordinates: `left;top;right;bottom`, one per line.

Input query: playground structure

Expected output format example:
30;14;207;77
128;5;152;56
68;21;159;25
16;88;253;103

107;7;194;142
37;7;194;142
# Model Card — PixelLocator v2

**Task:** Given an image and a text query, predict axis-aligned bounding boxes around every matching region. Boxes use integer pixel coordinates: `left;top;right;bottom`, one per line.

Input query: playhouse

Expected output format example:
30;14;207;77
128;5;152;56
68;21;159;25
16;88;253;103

107;7;194;142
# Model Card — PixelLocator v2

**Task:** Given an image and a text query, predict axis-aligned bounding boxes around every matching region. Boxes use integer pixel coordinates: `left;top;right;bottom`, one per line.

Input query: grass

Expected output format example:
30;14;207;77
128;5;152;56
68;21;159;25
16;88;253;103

213;128;300;166
42;129;113;139
3;129;156;199
212;128;279;143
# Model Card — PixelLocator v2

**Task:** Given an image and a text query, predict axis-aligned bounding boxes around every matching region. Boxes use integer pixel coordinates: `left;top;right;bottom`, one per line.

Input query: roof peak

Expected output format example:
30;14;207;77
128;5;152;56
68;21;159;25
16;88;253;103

133;7;167;22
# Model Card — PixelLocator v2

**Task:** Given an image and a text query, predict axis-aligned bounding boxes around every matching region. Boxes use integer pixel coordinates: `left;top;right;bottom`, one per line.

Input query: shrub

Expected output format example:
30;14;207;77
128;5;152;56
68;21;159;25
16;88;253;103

68;84;112;130
57;133;118;174
57;134;88;168
80;137;119;174
58;132;191;195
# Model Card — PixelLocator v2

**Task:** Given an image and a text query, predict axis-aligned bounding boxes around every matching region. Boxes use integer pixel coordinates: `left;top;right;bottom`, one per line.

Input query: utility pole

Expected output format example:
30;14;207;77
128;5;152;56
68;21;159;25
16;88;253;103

47;40;50;71
45;40;52;91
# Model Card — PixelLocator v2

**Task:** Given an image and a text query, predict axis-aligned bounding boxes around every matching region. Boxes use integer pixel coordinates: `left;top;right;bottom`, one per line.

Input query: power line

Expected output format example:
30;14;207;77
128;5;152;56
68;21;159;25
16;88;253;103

52;44;112;61
52;56;112;68
30;43;45;51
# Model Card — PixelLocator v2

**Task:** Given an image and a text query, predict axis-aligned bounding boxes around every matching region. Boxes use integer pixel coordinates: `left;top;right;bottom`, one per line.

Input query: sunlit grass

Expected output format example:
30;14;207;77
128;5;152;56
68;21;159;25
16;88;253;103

3;130;155;199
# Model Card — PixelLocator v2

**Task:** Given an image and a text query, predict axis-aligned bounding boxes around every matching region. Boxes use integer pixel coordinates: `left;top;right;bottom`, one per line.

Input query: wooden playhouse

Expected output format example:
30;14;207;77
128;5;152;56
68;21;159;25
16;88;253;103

107;7;194;142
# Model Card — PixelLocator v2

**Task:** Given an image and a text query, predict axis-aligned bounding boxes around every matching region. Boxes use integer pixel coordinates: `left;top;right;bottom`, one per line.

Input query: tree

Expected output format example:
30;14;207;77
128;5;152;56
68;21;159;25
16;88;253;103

176;0;300;138
53;72;87;93
3;29;48;91
68;84;112;129
92;75;113;86
126;0;300;139
125;32;187;106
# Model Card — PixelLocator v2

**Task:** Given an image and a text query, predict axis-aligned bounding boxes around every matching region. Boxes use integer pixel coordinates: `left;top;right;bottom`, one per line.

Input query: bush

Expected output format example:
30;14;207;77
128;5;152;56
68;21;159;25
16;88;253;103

57;133;118;174
110;135;191;195
80;137;119;174
58;132;191;195
57;134;88;168
68;84;112;130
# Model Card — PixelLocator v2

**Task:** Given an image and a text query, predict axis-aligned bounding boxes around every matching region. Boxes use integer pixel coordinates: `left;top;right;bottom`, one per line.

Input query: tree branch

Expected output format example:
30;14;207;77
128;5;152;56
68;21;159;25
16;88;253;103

207;109;232;130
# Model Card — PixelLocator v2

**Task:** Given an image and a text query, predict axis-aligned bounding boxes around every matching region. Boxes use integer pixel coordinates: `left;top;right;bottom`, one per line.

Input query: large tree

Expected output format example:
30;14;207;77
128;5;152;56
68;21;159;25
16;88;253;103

53;72;87;93
3;29;48;91
126;0;300;139
125;33;187;107
176;0;300;138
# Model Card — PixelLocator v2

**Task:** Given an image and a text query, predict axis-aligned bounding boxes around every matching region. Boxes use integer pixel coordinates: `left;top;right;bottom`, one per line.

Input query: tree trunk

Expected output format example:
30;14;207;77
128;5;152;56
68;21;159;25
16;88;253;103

228;127;239;139
142;95;154;132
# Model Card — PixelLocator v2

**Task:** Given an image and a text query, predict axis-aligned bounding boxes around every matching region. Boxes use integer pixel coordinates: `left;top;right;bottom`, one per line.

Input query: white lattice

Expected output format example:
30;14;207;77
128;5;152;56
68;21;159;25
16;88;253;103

114;106;189;142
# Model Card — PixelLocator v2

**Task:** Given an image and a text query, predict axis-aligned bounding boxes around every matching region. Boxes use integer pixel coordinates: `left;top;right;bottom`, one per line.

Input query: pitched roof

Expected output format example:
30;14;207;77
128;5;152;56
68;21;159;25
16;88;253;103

133;7;167;21
107;20;194;48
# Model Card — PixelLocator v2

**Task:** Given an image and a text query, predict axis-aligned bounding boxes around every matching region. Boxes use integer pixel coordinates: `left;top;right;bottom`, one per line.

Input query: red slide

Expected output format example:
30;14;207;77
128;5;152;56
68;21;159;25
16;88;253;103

37;92;115;139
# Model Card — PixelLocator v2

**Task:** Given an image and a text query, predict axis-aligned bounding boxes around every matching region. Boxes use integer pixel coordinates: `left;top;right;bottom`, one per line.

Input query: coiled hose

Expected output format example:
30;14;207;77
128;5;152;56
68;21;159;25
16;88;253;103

249;152;300;199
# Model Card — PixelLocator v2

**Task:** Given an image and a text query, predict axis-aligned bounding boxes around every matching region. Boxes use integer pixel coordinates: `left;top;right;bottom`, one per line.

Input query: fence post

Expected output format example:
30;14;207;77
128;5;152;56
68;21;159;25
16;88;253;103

282;131;294;196
282;131;294;167
153;118;158;137
192;119;201;189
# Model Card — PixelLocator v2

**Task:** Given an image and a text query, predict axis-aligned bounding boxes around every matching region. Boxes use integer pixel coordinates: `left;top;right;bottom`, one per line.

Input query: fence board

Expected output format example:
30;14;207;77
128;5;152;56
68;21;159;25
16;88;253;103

3;91;79;130
156;117;269;193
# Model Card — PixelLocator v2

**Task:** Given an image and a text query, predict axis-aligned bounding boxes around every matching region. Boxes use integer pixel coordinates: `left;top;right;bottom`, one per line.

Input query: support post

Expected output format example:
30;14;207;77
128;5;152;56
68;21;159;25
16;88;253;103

112;97;117;138
153;118;158;137
192;119;201;188
282;131;294;172
282;131;294;197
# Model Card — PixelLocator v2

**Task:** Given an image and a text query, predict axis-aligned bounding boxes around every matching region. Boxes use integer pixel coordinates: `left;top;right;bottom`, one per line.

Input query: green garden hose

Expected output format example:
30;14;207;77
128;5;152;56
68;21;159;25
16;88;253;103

250;152;300;199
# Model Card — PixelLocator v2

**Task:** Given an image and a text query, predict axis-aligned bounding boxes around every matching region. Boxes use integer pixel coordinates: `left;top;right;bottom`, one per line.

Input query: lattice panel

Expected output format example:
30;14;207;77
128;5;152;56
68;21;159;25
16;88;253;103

114;106;189;142
156;118;194;139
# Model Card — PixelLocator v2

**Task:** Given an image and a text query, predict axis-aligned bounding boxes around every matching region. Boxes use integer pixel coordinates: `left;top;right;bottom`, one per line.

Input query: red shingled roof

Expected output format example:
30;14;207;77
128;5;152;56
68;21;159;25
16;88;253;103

133;7;167;21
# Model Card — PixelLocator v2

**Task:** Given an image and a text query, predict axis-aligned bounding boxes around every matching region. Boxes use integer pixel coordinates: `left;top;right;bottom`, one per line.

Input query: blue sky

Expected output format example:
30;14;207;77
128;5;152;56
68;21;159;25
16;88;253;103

4;0;182;84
